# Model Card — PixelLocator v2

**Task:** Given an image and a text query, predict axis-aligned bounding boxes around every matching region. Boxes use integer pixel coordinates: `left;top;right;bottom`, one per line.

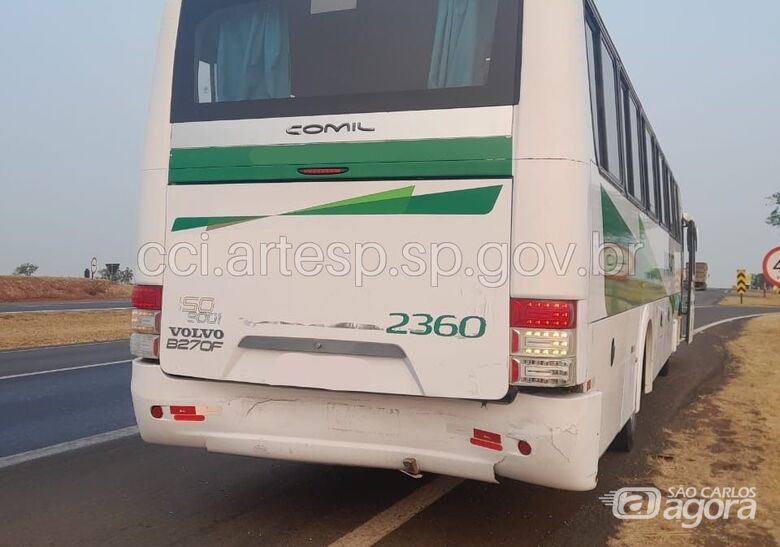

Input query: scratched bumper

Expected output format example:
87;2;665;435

131;360;602;491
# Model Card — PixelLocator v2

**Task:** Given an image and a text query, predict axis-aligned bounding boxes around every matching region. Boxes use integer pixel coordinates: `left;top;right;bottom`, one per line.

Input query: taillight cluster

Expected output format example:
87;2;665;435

509;299;577;387
130;285;162;360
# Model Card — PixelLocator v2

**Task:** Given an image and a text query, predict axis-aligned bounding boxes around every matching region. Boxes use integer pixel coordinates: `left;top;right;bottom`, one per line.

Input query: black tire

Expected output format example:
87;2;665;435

659;358;671;377
611;412;637;452
610;343;646;453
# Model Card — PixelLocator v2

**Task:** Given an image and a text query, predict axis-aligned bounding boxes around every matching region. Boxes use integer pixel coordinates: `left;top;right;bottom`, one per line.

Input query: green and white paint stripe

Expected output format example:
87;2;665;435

172;184;503;232
169;136;513;184
601;186;678;316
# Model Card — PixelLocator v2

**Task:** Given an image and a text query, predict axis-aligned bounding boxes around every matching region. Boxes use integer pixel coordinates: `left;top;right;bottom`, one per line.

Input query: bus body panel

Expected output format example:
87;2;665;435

172;106;514;149
161;178;513;400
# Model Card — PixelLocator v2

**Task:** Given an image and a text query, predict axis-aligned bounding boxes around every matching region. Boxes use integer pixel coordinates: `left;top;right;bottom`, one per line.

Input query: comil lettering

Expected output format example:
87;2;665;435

286;122;376;136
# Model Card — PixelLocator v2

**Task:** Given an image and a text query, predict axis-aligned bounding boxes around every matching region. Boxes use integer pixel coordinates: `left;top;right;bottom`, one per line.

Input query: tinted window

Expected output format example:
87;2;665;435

661;160;672;228
619;81;631;189
644;127;657;216
173;0;521;122
654;152;663;219
585;21;601;163
627;95;643;203
600;40;622;181
671;178;680;239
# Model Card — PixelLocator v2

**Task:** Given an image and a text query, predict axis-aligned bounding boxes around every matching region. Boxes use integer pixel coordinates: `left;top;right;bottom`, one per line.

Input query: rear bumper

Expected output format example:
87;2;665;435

131;360;602;491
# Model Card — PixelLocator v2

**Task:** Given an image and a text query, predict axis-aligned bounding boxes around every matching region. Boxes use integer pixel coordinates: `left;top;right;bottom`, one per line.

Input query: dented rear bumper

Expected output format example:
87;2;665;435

131;360;602;491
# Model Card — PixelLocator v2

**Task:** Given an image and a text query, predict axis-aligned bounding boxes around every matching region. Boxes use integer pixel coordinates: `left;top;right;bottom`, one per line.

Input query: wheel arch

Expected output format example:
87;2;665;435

634;314;655;413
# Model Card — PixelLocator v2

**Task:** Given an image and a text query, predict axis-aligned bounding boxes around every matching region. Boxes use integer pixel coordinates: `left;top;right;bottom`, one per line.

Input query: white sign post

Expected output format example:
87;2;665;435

90;257;98;279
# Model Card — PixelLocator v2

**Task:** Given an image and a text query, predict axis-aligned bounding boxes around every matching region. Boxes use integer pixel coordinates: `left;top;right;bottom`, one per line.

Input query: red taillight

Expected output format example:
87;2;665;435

150;406;164;419
131;285;162;361
132;285;163;310
510;299;576;329
297;167;349;176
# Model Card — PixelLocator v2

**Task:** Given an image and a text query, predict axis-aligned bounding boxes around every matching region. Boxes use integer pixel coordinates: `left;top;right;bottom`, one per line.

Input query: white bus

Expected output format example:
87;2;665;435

131;0;697;491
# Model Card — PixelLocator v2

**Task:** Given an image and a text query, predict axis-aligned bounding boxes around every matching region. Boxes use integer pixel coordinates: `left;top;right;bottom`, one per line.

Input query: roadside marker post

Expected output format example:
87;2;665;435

736;269;748;304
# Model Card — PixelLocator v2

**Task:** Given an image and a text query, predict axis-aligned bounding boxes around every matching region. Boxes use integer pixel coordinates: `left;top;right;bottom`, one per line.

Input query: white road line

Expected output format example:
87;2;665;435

0;427;139;470
0;360;131;381
0;307;130;316
329;476;463;547
693;312;779;336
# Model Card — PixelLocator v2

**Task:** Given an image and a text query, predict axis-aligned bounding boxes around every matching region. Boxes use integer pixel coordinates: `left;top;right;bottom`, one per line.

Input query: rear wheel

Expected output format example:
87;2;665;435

611;341;647;453
659;358;671;377
612;412;636;452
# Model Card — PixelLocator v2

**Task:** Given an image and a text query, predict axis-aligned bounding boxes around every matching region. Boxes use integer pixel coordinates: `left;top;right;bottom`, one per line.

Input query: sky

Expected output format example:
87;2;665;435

0;0;777;288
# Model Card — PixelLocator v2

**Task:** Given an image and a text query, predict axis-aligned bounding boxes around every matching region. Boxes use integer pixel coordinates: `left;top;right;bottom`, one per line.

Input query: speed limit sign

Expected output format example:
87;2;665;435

763;247;780;289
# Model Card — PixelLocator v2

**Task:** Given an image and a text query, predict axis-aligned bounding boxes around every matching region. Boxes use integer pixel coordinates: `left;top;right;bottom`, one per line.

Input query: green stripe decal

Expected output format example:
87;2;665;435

171;184;502;232
601;186;670;316
169;137;512;184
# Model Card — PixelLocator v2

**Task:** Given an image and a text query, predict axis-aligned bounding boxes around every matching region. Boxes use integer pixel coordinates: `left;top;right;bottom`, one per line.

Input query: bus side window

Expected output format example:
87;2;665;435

671;178;681;240
643;125;657;217
585;20;602;165
600;39;623;184
624;91;643;204
620;78;630;192
654;152;664;224
661;161;672;230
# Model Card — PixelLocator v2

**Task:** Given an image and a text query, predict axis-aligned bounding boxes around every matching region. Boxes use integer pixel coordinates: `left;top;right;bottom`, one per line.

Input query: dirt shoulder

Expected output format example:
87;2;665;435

720;291;780;307
0;276;132;303
608;316;780;546
0;310;131;350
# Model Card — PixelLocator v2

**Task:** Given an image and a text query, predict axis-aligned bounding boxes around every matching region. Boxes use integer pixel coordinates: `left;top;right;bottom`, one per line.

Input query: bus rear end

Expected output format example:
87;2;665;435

131;0;602;491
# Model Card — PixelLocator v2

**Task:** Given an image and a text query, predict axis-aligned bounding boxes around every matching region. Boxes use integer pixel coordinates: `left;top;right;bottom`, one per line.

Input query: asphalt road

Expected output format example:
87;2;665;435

0;291;776;546
0;342;133;457
692;287;728;307
0;300;130;314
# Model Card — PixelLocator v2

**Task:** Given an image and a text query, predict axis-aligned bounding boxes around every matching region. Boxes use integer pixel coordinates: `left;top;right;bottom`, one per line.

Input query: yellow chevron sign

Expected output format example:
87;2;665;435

736;270;749;294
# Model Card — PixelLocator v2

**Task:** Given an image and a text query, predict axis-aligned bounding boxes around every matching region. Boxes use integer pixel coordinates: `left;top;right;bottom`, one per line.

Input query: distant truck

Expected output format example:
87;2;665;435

694;262;709;291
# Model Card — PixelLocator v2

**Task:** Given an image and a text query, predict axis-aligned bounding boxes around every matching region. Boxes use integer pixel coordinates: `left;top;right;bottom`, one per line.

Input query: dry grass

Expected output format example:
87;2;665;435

0;276;132;303
720;291;780;307
0;310;131;350
609;316;780;546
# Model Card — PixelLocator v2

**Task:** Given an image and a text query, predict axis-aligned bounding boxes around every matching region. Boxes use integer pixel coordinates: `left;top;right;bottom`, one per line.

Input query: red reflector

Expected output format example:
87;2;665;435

173;415;206;422
297;167;349;176
518;440;532;456
470;428;503;451
170;406;197;415
170;406;205;422
510;299;576;329
473;429;501;443
150;405;164;419
132;285;163;311
510;359;520;384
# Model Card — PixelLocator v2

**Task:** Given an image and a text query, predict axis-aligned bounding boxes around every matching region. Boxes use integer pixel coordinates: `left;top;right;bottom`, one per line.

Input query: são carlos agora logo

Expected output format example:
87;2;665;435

599;486;758;529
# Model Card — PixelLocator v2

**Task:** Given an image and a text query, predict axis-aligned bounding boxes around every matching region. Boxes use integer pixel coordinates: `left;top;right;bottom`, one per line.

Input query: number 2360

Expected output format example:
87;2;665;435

386;313;486;338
